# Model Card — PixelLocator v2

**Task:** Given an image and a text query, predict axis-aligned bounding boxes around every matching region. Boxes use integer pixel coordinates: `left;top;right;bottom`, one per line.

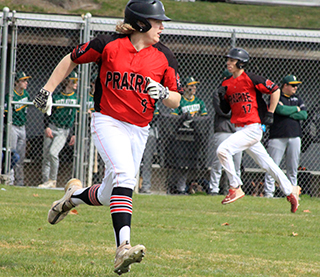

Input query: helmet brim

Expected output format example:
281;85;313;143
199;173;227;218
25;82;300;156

148;14;171;21
224;54;249;63
224;54;236;59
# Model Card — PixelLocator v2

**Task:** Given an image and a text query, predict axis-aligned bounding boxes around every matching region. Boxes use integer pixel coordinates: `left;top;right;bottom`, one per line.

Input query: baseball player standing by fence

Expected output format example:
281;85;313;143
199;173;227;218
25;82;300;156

4;71;31;186
33;0;182;274
38;71;78;189
168;76;208;194
216;47;301;213
264;75;307;198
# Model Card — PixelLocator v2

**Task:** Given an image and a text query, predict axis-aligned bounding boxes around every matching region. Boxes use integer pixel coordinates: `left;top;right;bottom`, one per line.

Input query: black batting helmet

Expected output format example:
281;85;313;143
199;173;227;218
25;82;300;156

124;0;171;33
224;48;250;69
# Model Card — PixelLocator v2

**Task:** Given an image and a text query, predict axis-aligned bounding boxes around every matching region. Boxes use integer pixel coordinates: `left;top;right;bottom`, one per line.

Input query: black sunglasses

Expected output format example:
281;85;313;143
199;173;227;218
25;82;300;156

289;84;298;88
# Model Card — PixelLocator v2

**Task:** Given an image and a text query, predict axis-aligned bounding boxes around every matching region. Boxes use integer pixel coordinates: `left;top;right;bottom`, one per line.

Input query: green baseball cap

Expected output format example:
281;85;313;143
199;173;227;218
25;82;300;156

16;71;31;81
282;75;302;85
222;69;232;79
185;76;199;86
67;71;78;81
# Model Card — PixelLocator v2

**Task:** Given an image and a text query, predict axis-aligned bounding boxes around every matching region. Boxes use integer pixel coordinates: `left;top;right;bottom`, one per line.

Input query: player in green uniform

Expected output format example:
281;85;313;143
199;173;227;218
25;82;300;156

38;71;78;188
4;71;31;186
264;75;307;197
171;77;207;117
168;77;208;194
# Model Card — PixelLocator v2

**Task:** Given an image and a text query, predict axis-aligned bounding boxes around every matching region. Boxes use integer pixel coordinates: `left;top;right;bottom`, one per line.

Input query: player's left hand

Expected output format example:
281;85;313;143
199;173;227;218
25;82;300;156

262;111;274;125
146;77;169;100
33;88;53;116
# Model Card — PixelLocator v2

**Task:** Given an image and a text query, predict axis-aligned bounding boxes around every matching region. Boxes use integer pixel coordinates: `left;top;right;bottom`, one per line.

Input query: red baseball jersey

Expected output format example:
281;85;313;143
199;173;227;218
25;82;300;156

71;33;182;127
222;72;279;125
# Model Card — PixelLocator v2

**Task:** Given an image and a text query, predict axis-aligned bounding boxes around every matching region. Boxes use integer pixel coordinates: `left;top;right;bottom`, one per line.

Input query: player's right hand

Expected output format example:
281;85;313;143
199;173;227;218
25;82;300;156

33;88;53;116
217;86;227;100
146;77;169;100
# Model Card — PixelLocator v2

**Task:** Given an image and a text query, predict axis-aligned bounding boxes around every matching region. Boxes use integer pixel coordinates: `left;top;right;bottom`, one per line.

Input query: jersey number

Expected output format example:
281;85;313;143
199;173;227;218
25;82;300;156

242;104;252;114
141;99;147;113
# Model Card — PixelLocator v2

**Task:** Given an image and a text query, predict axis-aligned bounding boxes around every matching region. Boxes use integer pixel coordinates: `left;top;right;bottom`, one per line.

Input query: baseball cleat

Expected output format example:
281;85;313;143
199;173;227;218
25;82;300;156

221;186;245;205
114;240;146;275
38;179;57;188
287;185;301;213
47;178;82;224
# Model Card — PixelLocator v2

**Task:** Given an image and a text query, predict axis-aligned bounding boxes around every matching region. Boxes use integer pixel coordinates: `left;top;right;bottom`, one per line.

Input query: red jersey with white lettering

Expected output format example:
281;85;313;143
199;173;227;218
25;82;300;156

71;33;182;127
222;71;278;125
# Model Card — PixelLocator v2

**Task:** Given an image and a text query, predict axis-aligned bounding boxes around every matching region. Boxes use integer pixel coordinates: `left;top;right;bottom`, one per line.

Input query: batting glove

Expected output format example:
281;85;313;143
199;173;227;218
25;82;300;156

217;86;227;101
262;111;274;126
33;88;53;116
146;77;169;100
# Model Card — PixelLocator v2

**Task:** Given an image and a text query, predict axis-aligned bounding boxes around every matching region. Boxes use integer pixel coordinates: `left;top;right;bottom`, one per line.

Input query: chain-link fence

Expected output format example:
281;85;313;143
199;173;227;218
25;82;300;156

1;9;320;197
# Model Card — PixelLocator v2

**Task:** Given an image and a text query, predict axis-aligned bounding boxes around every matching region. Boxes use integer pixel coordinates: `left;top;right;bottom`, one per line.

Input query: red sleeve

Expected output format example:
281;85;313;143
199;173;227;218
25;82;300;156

163;67;183;94
71;34;121;65
246;72;279;95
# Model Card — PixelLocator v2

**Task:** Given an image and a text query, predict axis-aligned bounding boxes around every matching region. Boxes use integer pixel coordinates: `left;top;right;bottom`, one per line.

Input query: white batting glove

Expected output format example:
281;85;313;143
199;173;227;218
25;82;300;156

33;88;53;116
146;77;169;100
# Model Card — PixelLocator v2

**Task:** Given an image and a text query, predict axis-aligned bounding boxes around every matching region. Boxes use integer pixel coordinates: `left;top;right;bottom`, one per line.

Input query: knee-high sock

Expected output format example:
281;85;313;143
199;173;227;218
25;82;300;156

110;187;133;247
71;184;102;206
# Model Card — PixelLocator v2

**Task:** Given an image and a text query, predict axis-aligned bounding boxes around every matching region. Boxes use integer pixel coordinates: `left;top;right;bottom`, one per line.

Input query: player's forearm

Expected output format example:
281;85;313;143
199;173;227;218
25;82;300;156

275;104;299;116
43;54;78;93
289;110;308;120
268;89;280;113
162;91;181;109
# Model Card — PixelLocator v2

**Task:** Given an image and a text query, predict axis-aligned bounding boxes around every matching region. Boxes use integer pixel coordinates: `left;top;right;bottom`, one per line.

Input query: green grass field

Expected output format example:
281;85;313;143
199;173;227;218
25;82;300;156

1;185;320;276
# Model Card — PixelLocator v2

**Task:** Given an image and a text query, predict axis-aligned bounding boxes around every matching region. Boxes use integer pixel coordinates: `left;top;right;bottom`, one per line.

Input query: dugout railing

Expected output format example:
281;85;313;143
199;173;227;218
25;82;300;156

0;8;320;196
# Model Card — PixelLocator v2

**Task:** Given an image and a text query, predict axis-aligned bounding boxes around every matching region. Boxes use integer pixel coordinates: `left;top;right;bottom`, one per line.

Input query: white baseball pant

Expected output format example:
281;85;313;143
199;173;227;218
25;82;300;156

91;112;149;206
209;132;242;193
217;123;293;196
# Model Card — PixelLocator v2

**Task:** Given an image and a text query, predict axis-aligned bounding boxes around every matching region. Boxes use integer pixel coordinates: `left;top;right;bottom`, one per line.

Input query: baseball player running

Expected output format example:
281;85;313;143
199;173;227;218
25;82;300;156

33;0;182;275
216;48;301;213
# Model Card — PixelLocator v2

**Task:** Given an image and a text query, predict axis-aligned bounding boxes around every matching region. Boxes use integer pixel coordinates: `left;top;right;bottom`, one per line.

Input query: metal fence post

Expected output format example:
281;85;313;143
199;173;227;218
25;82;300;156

77;12;91;186
231;29;236;48
4;10;17;174
0;7;10;173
